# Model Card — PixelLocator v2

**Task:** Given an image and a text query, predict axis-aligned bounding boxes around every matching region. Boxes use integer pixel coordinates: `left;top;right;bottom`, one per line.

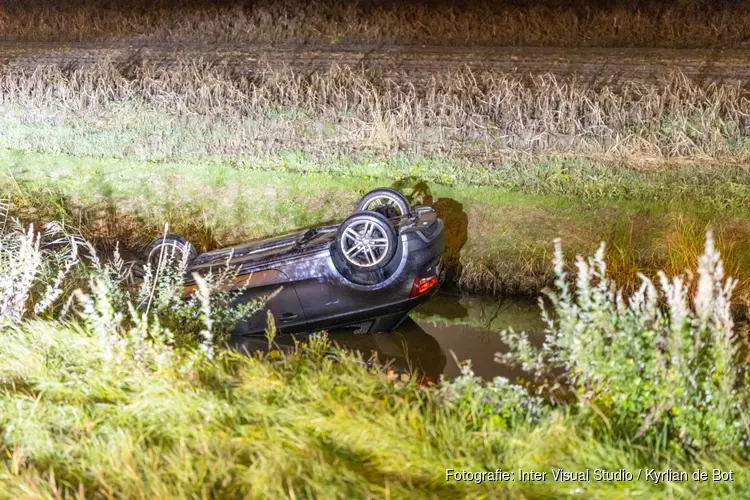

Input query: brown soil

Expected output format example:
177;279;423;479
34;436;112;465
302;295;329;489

2;41;750;86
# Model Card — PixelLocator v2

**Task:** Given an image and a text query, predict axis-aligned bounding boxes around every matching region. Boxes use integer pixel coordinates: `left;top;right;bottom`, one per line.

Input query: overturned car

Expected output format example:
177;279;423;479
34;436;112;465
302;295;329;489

142;188;445;335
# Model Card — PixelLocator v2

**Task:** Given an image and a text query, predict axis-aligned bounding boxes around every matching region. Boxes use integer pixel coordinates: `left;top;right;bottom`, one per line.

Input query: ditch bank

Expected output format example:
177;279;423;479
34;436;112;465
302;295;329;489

2;149;750;302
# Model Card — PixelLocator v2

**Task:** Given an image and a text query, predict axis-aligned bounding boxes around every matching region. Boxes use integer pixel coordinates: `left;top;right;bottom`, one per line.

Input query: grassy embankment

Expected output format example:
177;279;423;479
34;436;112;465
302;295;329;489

4;149;750;301
0;211;749;498
2;0;750;48
0;322;747;499
1;63;749;299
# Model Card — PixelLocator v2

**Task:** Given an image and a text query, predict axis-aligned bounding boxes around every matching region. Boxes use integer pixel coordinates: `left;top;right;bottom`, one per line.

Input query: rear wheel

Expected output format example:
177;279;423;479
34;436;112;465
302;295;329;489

335;211;397;272
143;234;197;268
357;188;410;219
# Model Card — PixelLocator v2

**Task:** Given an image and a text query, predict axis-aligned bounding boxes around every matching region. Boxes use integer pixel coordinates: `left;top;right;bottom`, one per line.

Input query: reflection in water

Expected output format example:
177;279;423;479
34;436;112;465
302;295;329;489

230;288;546;381
411;287;546;380
229;318;447;381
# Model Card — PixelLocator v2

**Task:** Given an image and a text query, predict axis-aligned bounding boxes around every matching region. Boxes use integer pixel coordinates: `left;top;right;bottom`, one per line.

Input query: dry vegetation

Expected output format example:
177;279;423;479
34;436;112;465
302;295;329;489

2;0;750;47
2;62;749;163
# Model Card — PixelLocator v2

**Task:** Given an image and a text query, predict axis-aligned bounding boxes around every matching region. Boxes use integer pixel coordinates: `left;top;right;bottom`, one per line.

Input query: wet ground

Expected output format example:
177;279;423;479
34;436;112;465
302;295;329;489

229;287;547;381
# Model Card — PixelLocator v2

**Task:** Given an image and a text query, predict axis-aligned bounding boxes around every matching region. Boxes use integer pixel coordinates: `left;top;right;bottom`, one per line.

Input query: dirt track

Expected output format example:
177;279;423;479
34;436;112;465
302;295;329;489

2;41;750;85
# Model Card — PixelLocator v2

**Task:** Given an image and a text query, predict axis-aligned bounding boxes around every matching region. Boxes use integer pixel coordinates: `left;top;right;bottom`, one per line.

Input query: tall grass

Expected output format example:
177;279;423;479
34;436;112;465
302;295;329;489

1;63;748;162
2;0;750;48
0;207;86;325
501;232;750;453
0;209;749;496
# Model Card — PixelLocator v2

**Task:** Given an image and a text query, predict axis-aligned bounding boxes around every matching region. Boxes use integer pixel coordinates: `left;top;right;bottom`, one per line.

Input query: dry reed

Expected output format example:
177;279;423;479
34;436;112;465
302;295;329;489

2;0;749;48
1;62;748;162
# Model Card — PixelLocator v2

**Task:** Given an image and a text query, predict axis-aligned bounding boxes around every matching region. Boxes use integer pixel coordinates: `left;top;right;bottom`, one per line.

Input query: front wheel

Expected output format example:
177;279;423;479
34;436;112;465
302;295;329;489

335;211;397;272
357;188;411;219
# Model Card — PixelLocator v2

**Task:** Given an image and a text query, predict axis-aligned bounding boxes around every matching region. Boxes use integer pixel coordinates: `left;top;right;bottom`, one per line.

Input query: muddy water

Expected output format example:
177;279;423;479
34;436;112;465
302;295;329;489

409;288;546;379
229;287;547;380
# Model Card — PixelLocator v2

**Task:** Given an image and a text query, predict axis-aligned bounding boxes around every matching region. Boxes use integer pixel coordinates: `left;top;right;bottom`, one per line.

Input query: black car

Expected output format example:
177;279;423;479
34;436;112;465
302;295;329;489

143;188;446;335
229;318;447;383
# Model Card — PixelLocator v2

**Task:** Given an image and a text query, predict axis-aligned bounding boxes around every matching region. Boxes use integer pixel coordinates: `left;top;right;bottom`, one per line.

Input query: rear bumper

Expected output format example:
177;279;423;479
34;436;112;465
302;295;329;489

295;259;445;334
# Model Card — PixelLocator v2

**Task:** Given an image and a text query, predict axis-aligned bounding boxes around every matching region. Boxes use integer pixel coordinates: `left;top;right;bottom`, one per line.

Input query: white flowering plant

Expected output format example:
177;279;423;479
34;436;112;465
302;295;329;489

0;204;87;326
76;239;262;357
0;206;262;359
500;232;750;453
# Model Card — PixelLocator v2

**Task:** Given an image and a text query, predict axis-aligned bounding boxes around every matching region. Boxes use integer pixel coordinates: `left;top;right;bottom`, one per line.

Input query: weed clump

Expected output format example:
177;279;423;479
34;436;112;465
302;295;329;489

501;232;750;453
0;210;261;350
0;205;87;325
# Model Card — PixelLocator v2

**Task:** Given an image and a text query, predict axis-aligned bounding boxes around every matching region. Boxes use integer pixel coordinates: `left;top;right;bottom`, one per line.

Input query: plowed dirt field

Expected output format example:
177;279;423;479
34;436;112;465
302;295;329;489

2;41;749;85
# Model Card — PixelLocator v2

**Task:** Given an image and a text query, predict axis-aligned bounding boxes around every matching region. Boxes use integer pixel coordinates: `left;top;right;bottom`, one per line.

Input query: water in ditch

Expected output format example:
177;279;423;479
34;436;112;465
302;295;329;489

229;287;547;381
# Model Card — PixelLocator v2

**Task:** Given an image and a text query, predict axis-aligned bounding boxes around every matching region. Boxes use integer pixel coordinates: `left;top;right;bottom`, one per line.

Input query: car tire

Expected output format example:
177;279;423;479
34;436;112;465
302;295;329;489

143;234;197;268
334;211;397;272
357;188;411;218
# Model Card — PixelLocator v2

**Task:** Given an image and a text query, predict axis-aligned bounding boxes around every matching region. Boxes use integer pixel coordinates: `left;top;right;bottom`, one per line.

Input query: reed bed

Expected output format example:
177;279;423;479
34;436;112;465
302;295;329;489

1;62;748;162
2;0;750;48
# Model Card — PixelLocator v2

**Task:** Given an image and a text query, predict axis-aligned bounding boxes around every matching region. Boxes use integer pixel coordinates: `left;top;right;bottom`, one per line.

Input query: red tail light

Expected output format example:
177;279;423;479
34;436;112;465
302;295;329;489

418;375;439;386
410;274;439;298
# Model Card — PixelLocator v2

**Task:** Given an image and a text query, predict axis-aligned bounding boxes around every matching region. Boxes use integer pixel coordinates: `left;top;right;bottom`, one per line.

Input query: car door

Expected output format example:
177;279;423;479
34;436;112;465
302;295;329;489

291;264;396;331
281;252;365;330
232;269;307;335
